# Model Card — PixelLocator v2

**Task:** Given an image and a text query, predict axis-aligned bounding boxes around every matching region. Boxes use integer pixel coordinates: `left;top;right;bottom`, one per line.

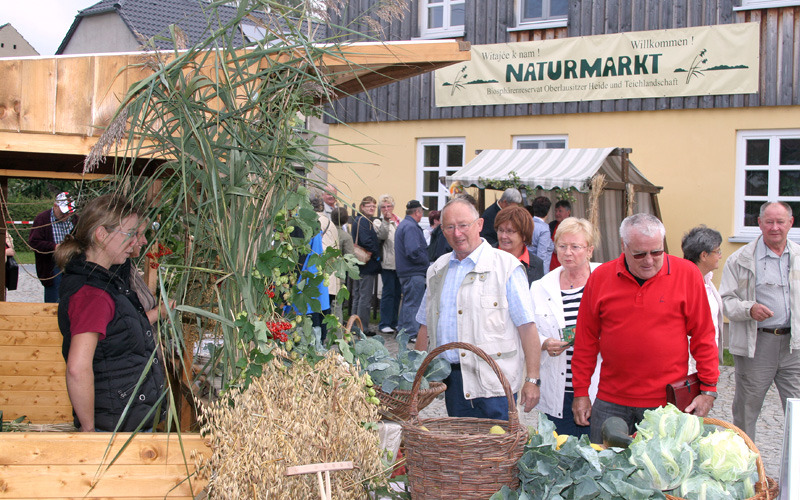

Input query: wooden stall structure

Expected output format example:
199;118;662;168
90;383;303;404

0;40;470;499
0;39;472;300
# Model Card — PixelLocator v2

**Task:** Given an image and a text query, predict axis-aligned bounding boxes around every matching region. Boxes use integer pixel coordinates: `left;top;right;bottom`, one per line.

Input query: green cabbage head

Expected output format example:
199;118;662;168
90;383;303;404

694;429;758;483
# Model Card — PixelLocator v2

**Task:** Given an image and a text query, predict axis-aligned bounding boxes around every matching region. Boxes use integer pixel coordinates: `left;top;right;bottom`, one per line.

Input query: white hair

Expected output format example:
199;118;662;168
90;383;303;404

619;213;666;245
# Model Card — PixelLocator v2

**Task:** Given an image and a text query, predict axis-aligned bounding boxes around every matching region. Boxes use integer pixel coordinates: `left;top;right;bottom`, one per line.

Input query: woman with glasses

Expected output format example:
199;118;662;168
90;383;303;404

530;217;601;436
494;206;544;285
682;226;724;350
55;194;165;432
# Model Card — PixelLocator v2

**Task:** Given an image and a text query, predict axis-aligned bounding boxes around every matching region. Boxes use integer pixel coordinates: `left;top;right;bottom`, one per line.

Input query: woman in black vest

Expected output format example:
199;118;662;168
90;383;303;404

55;194;165;432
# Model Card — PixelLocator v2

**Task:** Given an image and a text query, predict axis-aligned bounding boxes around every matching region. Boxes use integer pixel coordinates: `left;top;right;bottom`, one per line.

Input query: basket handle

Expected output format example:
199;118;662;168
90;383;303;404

701;417;769;498
344;315;362;336
407;342;520;433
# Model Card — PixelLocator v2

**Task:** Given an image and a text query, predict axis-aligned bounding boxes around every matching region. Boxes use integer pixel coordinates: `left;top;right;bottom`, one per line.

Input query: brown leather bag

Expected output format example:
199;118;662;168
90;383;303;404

352;216;372;264
666;372;701;412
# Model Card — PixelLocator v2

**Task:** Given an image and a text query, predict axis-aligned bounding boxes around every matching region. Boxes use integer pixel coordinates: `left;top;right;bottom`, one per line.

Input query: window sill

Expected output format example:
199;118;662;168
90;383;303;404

414;30;466;40
733;1;800;10
729;235;800;244
507;18;568;32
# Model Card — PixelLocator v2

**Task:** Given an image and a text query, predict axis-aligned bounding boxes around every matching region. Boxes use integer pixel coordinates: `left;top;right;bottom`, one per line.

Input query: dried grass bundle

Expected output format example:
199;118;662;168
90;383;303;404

588;173;606;230
198;351;387;499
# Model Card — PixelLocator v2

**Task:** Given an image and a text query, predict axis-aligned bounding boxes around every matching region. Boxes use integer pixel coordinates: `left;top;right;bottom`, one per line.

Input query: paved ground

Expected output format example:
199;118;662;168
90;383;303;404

8;267;784;482
379;330;785;482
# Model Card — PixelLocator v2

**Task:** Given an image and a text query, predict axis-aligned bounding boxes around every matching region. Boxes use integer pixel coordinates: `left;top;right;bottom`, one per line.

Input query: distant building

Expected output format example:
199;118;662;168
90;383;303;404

0;23;39;57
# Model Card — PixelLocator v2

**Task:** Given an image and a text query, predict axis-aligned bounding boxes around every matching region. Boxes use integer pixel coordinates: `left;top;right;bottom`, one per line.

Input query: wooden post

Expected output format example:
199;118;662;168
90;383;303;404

620;149;630;217
1;176;7;302
285;461;354;500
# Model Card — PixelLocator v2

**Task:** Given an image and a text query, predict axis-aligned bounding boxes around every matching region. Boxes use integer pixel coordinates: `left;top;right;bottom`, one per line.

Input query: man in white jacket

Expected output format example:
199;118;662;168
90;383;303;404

719;201;800;440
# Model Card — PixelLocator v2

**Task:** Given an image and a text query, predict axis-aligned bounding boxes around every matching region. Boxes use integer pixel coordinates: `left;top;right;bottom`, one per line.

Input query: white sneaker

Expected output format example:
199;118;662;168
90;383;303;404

380;326;395;334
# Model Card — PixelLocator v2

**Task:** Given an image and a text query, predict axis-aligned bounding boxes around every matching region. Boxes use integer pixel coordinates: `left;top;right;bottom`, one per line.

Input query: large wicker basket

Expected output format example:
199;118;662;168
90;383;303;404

401;342;528;499
375;382;446;421
665;417;779;500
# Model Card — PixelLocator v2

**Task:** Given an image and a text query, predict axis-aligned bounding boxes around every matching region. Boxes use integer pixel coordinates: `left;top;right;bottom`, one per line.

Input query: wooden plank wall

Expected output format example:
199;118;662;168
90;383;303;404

0;302;72;424
325;0;800;124
0;432;209;499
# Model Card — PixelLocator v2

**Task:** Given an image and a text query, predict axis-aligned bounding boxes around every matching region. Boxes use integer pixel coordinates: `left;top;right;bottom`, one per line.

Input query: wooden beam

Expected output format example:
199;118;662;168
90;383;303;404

603;181;663;194
0;169;108;180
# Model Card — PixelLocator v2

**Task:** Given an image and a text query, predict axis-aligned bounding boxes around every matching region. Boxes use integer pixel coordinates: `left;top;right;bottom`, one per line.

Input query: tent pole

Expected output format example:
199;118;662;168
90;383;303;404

650;192;668;254
478;188;486;213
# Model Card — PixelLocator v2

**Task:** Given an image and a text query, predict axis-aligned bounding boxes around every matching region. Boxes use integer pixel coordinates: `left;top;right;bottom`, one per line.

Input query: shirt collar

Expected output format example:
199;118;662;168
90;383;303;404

518;247;531;265
450;238;487;265
756;236;788;260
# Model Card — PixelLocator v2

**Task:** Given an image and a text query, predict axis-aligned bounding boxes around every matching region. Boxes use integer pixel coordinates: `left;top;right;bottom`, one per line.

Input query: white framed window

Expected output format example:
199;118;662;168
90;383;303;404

419;0;465;39
417;137;465;212
515;0;568;29
733;129;800;240
513;134;567;149
734;1;800;11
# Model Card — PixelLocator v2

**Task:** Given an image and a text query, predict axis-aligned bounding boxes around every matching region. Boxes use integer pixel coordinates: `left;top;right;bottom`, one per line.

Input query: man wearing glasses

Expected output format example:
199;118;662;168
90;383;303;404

571;213;719;443
720;201;800;440
414;198;541;420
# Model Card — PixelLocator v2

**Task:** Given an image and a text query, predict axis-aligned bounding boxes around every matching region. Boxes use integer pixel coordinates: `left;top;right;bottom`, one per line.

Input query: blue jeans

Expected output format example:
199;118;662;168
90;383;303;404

549;391;590;438
379;269;401;330
443;366;513;420
43;272;62;303
589;398;657;444
398;275;425;336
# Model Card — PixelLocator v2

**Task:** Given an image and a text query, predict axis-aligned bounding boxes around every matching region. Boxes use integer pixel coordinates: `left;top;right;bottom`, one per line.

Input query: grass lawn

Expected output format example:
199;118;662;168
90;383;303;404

722;348;735;367
13;251;35;265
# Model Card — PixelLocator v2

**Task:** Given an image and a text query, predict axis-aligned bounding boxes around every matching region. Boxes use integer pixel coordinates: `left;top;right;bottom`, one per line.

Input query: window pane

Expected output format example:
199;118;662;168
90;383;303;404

779;170;800;196
551;0;569;16
450;4;465;26
746;139;769;165
423;196;439;211
428;5;443;29
545;141;566;148
447;144;463;167
424;171;440;192
524;0;543;18
780;138;800;165
788;202;800;227
424;145;440;167
517;141;540;149
446;169;458;176
745;170;768;196
744;201;762;227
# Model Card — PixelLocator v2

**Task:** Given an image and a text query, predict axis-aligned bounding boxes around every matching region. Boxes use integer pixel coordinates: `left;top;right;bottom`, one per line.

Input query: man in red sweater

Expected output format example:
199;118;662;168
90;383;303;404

571;213;719;443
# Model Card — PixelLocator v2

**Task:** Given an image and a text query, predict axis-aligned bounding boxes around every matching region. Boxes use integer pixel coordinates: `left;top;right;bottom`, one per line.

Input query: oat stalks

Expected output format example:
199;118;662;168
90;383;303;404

197;351;386;499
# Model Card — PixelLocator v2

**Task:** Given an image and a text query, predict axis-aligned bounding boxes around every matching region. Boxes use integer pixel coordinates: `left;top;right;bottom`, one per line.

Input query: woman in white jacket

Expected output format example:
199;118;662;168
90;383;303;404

531;217;601;437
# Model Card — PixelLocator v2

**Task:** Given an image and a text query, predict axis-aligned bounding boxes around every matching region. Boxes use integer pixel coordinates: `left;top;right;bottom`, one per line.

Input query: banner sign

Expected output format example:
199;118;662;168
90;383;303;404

434;23;759;107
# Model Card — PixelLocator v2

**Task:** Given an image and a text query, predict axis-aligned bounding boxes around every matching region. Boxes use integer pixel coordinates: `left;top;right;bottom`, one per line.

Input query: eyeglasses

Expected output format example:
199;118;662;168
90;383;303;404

631;249;664;260
556;244;587;252
497;228;518;235
443;218;479;234
711;249;722;256
112;228;138;239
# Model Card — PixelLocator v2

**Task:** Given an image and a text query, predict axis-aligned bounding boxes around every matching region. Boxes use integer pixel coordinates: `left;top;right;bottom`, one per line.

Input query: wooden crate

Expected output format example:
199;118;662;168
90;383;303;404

0;432;210;499
0;303;71;424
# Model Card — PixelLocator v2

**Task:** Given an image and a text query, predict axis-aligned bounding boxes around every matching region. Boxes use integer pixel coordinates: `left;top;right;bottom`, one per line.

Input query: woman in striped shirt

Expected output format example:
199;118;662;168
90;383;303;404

530;217;602;437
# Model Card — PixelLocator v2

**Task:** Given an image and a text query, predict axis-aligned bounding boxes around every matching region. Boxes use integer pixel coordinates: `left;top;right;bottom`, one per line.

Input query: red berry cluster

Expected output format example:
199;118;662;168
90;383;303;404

267;321;292;343
146;243;174;269
265;284;276;298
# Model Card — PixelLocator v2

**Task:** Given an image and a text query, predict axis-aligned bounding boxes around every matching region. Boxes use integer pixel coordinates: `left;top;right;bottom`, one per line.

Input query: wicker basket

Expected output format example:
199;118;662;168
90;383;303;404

375;382;446;421
665;417;779;500
401;342;528;499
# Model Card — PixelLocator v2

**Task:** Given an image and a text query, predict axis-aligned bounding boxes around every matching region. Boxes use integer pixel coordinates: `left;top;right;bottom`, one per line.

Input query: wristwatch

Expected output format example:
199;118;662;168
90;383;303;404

700;390;717;399
525;377;541;386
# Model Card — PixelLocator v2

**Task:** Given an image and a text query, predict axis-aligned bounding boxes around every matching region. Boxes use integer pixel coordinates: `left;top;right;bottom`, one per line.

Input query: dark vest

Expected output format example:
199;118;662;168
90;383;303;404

58;256;165;431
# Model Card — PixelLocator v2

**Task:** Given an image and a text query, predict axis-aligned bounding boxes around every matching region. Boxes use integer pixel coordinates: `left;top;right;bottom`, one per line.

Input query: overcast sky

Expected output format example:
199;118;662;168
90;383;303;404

1;0;94;55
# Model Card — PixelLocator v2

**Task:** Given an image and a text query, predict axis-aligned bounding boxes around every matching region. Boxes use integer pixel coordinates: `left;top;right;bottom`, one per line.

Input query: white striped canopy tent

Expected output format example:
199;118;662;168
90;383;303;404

445;147;664;262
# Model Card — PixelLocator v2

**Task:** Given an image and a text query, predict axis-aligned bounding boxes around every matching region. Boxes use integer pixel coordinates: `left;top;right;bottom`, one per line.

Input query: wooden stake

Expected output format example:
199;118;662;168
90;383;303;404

285;461;354;500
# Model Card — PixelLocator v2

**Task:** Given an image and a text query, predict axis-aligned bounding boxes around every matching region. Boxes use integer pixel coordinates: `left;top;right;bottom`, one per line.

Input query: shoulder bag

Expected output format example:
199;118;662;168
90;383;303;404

666;372;700;412
352;216;372;264
5;255;19;291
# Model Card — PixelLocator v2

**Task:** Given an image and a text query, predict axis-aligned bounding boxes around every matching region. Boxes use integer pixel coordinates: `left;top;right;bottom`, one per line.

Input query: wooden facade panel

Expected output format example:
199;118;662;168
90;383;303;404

0;361;66;377
0;60;21;132
0;405;73;424
0;346;63;362
0;390;71;407
325;0;799;124
92;56;129;137
0;375;66;391
0;331;62;346
0;315;58;331
19;59;56;133
55;57;95;136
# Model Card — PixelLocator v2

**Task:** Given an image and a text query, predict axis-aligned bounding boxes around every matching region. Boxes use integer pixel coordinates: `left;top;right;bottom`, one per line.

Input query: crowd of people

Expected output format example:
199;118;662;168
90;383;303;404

19;185;797;441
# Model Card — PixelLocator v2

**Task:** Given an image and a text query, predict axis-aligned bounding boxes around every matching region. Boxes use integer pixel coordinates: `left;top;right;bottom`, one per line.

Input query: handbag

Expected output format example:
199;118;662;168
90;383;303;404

666;372;701;412
352;216;372;264
5;255;19;291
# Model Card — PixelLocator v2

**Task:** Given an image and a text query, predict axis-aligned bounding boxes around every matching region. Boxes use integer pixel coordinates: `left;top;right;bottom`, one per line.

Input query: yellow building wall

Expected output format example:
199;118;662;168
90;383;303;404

327;105;800;267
